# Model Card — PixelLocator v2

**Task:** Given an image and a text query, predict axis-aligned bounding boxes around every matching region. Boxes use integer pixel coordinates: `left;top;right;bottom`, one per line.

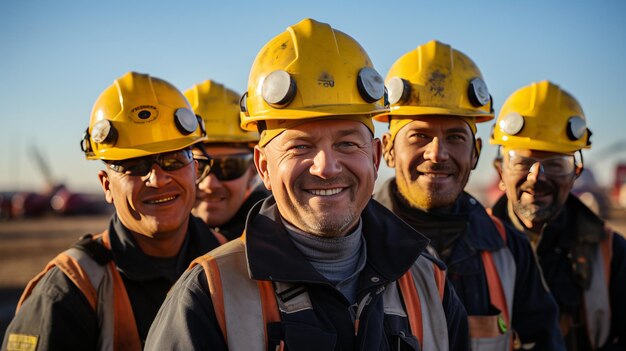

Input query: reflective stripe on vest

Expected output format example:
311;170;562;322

192;236;449;350
16;231;141;351
468;216;517;351
583;230;612;349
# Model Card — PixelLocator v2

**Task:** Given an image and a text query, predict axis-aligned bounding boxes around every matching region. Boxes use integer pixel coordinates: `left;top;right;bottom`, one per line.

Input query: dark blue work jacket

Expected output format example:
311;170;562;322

493;194;626;350
145;196;470;350
374;178;565;350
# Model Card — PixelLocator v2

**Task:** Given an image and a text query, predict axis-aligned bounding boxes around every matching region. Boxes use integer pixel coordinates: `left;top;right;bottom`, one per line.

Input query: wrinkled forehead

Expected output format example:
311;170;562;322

274;119;372;142
397;115;474;134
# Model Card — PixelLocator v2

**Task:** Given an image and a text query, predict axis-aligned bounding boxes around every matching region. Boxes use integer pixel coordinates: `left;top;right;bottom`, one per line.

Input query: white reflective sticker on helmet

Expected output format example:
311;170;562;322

91;120;113;144
567;116;586;140
262;70;296;107
387;77;410;105
499;112;525;135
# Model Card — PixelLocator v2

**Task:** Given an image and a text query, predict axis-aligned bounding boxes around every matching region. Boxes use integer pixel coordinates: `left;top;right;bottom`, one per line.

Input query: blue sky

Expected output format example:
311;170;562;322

1;0;625;193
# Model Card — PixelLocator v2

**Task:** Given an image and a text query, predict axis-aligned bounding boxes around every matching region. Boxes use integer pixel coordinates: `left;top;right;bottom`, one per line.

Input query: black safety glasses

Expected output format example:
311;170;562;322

195;152;253;182
106;149;195;177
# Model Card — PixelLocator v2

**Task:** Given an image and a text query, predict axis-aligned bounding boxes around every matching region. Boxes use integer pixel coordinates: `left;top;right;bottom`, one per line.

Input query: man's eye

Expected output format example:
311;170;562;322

447;134;469;142
337;141;357;148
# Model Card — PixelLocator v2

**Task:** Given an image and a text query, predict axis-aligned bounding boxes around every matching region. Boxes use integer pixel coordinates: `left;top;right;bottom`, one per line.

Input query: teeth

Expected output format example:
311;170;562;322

310;188;342;196
148;196;176;204
422;173;448;178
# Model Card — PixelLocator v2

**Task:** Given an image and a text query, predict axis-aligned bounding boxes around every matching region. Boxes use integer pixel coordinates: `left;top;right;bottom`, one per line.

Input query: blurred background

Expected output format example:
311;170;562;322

1;0;625;335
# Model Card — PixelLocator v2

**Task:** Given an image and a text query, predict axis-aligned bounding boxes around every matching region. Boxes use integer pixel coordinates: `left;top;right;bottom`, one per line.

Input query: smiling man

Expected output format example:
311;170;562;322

184;80;268;242
145;19;469;351
373;41;564;350
490;81;626;350
2;72;221;350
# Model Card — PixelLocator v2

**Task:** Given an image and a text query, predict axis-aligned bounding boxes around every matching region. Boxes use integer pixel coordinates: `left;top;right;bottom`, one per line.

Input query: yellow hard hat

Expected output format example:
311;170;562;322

184;80;259;143
374;40;494;123
490;80;591;153
80;72;207;161
240;18;387;133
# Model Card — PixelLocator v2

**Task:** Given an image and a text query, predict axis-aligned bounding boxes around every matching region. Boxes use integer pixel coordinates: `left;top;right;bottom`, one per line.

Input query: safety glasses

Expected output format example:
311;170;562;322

106;149;194;177
504;150;577;176
195;152;253;182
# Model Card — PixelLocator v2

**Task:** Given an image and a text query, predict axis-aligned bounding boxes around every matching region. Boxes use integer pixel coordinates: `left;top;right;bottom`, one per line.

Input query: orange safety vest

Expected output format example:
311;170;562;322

192;233;450;351
466;215;517;351
16;231;141;351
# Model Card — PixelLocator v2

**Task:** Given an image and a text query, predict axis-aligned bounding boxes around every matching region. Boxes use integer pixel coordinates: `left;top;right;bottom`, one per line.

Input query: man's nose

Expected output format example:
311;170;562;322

423;137;449;163
144;165;172;187
309;149;342;179
526;162;545;183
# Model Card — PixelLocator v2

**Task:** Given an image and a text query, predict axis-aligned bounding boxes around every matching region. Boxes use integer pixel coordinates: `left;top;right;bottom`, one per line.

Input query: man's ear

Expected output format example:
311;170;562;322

372;138;382;179
244;166;261;195
492;155;506;191
381;132;395;168
98;170;114;204
472;138;482;170
254;145;272;191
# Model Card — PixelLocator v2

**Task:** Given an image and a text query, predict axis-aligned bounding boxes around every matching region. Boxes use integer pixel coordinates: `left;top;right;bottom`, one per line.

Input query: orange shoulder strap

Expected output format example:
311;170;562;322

109;260;142;351
197;233;280;347
16;230;111;312
197;256;228;341
398;269;424;348
488;215;508;244
481;216;510;326
601;228;614;288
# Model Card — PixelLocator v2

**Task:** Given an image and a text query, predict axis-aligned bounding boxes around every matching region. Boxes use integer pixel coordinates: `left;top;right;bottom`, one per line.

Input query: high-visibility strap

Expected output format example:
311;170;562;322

480;216;513;349
600;228;613;288
398;269;424;348
480;215;509;326
488;215;508;244
432;264;446;300
17;230;142;351
258;280;280;346
480;251;509;326
198;257;227;341
109;259;141;351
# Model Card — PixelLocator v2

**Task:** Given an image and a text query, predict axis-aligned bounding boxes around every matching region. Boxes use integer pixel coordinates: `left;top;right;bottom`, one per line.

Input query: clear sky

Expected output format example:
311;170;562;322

1;0;625;194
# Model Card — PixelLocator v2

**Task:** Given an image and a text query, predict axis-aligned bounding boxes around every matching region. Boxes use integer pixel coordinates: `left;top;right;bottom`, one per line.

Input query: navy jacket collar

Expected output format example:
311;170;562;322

245;196;429;284
374;178;505;253
108;213;220;283
493;193;606;248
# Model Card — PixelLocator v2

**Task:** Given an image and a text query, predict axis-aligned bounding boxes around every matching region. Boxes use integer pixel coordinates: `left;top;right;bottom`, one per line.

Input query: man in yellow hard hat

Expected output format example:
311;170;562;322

2;72;222;350
490;81;626;350
146;19;469;350
184;80;269;243
373;41;564;350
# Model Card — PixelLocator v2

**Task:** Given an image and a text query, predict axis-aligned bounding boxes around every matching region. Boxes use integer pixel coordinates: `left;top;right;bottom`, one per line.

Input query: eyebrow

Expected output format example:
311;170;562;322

405;126;471;135
335;128;363;138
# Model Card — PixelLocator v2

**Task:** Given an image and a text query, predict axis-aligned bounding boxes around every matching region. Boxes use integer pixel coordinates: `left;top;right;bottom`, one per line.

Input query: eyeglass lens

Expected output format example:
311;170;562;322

506;150;575;176
108;149;193;176
196;153;253;182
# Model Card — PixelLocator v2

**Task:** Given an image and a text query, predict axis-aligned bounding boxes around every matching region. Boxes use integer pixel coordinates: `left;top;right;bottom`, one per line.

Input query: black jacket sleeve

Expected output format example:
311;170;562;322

1;267;98;350
144;265;227;350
